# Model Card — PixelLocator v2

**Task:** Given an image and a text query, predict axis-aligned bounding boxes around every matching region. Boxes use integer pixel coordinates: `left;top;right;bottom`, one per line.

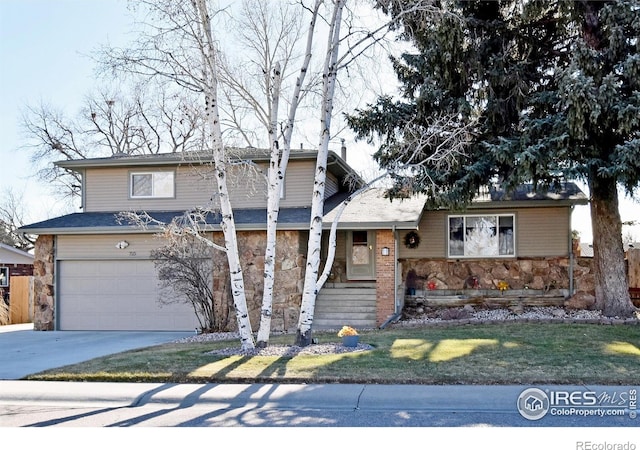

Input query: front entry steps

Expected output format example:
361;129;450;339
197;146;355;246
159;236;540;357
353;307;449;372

313;282;377;330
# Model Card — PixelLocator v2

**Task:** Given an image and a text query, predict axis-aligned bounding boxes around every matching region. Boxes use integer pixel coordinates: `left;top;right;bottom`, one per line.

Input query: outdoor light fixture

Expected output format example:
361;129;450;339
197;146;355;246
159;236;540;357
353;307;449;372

115;240;129;249
381;247;390;256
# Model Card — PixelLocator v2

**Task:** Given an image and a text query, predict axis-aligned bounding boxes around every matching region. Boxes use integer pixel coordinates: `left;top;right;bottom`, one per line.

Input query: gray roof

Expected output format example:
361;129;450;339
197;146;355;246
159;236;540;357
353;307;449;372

0;243;34;263
323;188;427;230
470;182;588;206
19;208;312;234
19;192;353;235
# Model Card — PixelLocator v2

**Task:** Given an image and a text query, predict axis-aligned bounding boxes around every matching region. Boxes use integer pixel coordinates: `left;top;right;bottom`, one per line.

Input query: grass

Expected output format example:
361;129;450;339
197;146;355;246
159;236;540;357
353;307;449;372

24;323;640;385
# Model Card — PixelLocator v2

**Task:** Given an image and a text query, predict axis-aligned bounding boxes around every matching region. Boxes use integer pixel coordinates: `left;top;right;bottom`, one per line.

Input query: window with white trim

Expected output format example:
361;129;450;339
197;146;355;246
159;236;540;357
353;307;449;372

0;267;8;287
448;214;515;258
130;171;175;198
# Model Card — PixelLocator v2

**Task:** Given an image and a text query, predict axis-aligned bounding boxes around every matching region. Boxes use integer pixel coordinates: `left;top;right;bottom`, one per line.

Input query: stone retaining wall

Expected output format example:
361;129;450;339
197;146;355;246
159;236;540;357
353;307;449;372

400;257;595;292
400;256;596;309
395;317;640;327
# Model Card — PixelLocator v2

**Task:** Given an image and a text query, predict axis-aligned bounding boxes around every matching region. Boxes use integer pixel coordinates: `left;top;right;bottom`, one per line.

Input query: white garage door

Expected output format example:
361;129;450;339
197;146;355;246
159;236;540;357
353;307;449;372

58;260;199;331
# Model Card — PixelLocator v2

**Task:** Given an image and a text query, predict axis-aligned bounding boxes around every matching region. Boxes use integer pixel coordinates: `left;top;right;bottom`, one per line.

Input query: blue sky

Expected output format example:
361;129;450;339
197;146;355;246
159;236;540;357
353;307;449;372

0;0;638;242
0;0;133;221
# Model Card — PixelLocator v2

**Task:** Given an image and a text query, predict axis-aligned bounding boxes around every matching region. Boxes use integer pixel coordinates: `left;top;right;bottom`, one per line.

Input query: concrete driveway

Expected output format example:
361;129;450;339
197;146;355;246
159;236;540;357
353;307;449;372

0;323;192;380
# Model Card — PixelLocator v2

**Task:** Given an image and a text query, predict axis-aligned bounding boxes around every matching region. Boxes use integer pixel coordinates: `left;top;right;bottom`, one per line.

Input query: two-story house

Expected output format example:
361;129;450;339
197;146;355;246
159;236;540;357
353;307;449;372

20;149;589;332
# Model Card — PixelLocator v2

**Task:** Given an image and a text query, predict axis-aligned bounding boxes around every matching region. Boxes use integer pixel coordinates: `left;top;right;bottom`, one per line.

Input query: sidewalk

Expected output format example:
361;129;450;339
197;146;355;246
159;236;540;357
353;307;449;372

0;380;533;410
1;380;637;412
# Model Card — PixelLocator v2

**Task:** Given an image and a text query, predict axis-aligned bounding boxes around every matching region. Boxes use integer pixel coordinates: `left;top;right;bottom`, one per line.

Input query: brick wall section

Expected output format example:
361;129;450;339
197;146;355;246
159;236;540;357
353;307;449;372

6;264;34;277
376;230;396;326
0;264;34;306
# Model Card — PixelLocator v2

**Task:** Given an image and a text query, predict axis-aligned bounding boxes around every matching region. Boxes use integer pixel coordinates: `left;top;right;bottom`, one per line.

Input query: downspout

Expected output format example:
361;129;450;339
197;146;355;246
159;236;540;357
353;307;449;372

380;225;402;329
569;205;575;296
54;235;59;331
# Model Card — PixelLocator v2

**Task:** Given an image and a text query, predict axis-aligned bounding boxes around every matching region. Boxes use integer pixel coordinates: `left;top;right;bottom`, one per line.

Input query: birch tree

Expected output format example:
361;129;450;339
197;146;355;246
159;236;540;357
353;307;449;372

295;0;448;346
295;0;346;347
254;0;322;347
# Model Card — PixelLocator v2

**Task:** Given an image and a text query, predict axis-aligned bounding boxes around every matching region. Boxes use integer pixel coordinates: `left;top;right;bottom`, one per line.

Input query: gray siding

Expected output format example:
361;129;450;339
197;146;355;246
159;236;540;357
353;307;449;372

398;210;446;259
280;160;321;206
398;207;570;259
84;160;323;212
325;172;339;198
517;207;570;256
56;234;175;260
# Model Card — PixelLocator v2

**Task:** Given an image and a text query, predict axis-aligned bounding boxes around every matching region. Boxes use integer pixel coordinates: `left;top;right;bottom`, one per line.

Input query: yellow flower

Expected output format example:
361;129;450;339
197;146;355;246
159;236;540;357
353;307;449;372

337;326;358;337
497;281;509;291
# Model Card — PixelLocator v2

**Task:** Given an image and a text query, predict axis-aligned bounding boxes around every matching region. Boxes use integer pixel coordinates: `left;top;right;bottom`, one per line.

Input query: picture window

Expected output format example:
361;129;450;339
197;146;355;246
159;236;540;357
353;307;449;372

448;214;515;258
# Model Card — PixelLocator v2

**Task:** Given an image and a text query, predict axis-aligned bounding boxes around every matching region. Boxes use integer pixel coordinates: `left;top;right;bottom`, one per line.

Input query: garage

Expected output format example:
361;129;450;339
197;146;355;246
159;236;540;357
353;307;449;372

58;259;199;331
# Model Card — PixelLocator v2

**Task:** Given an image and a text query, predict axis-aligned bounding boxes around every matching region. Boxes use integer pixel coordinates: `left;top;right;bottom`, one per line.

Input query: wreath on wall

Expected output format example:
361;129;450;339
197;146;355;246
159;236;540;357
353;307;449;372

404;231;421;249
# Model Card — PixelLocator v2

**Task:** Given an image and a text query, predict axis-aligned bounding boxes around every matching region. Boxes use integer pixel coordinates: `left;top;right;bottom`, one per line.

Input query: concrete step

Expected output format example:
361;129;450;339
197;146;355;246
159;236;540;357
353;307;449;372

315;304;377;313
317;288;378;297
322;282;376;289
314;283;377;330
313;317;377;330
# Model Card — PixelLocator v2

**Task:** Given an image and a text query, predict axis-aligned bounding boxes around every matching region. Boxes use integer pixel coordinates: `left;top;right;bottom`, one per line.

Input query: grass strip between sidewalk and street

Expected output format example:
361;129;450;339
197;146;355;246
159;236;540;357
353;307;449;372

24;323;640;385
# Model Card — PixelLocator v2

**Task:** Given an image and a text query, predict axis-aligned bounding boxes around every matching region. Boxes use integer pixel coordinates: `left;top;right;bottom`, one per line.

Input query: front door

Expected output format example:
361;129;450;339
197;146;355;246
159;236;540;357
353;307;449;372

346;230;376;280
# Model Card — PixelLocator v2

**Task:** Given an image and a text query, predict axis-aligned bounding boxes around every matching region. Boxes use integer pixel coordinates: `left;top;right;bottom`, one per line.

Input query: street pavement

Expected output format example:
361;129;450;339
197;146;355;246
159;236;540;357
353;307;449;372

1;380;639;428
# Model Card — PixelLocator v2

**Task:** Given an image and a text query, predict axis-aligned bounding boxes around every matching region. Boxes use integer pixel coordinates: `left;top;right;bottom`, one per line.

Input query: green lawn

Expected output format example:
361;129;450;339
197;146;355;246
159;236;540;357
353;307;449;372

25;323;640;385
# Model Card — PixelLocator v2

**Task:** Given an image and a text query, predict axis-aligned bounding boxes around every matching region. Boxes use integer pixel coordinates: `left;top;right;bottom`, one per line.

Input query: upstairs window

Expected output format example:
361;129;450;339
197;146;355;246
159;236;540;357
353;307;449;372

448;214;515;258
130;171;175;198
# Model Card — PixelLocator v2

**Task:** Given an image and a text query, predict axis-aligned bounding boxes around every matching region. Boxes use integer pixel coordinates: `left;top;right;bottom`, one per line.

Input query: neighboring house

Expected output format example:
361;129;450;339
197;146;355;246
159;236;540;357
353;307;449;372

19;150;589;332
579;242;639;258
580;241;640;307
0;243;34;304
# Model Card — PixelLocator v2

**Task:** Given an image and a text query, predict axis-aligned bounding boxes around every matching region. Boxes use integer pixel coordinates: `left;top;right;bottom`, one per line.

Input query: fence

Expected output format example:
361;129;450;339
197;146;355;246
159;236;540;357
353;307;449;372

9;276;34;324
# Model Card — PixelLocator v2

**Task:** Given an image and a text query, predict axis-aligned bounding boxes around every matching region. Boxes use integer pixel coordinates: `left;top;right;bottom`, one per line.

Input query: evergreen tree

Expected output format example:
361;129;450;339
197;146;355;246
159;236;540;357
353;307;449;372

348;0;639;317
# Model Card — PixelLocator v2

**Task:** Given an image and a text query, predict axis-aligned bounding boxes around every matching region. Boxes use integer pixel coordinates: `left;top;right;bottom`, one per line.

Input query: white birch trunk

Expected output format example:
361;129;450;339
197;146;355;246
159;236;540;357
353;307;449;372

256;2;321;346
296;0;345;347
195;0;255;350
256;63;282;347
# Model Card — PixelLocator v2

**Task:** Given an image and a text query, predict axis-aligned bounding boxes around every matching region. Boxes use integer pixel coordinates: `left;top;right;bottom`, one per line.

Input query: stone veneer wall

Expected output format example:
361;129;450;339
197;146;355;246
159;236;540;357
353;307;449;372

32;235;55;331
400;256;596;297
211;230;306;332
